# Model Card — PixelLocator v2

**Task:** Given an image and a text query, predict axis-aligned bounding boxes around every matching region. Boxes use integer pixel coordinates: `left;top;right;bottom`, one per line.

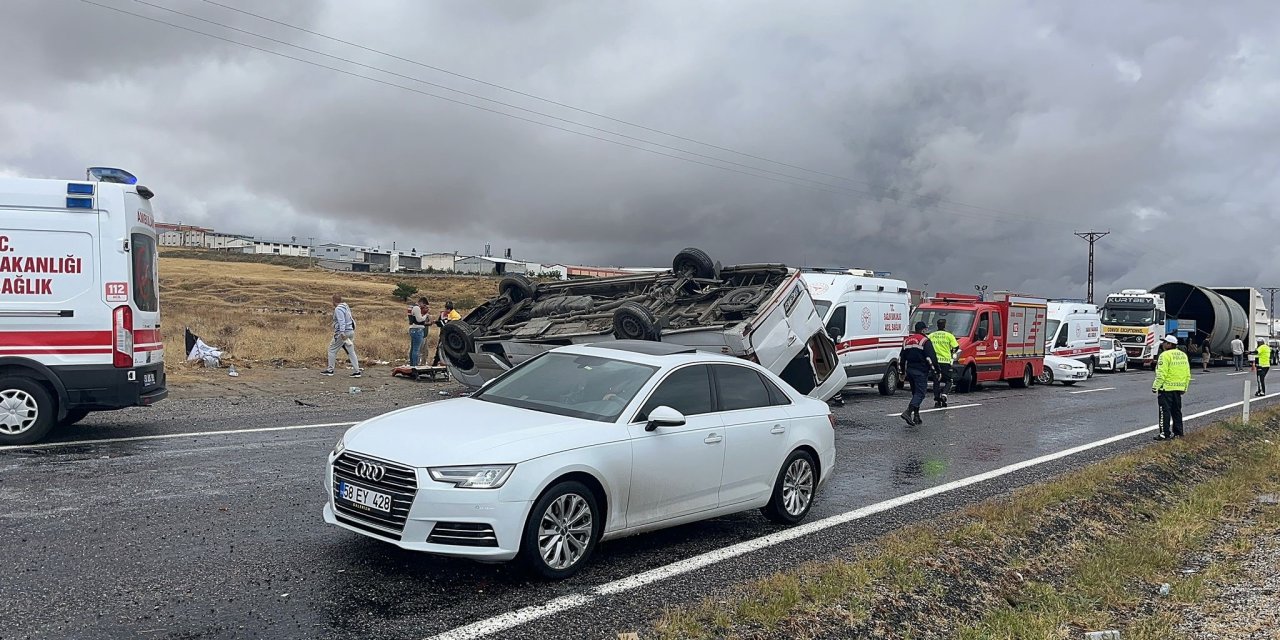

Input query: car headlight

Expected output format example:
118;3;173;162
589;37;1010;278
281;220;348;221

1057;364;1074;370
332;435;346;458
429;465;515;489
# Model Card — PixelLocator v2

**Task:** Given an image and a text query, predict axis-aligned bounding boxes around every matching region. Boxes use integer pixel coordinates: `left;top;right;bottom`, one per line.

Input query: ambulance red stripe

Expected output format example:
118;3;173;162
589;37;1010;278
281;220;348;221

0;330;112;346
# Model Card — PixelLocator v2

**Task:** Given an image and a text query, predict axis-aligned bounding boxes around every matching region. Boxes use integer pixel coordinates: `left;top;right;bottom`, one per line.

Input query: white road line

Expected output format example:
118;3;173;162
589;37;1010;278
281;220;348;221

882;403;980;417
0;421;356;452
1227;372;1250;376
1069;387;1115;395
429;393;1280;640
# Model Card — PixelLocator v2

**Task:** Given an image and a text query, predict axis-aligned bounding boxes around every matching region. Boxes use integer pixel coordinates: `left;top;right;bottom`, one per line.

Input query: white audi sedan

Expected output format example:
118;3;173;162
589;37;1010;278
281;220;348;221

324;341;836;578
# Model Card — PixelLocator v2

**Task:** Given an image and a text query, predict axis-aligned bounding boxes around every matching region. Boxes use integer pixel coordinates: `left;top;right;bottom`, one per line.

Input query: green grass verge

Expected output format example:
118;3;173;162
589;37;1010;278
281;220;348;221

653;416;1280;639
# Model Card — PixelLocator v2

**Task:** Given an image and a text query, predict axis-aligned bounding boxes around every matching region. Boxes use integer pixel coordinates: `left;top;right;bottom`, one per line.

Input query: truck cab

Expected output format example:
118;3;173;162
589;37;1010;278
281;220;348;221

1102;289;1167;370
911;292;1047;392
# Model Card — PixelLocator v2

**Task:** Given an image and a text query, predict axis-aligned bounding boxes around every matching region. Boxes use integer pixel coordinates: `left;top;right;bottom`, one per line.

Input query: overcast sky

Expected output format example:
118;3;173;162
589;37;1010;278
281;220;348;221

4;0;1280;297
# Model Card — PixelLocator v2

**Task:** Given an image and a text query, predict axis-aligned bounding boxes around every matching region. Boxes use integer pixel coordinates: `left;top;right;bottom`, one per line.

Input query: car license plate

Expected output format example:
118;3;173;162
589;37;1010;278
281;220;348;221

337;481;392;513
143;372;156;387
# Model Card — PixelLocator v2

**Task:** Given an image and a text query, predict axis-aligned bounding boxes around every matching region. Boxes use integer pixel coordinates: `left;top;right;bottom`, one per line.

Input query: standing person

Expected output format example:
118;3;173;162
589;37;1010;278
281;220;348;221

898;321;939;426
1231;335;1245;372
1254;338;1271;396
929;318;959;408
322;294;362;377
1199;334;1211;373
407;297;430;367
1152;335;1190;441
430;301;463;367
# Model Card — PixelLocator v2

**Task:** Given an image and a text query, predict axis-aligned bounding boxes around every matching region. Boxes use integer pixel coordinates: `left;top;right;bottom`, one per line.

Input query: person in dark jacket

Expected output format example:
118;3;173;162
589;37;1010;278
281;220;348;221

898;321;939;426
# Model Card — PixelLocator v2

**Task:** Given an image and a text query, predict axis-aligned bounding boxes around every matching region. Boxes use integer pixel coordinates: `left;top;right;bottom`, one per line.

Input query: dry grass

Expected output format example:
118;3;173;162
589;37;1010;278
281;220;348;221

158;255;499;370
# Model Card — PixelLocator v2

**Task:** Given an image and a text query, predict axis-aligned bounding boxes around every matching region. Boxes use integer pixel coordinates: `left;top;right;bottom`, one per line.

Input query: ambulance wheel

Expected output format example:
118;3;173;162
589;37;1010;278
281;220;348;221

59;408;91;427
672;248;716;280
1009;365;1032;389
0;377;56;445
878;366;899;396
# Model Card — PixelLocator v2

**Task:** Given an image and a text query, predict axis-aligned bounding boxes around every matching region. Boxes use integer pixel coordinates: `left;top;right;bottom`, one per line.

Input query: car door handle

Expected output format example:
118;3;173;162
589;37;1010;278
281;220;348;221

704;434;723;444
770;424;786;434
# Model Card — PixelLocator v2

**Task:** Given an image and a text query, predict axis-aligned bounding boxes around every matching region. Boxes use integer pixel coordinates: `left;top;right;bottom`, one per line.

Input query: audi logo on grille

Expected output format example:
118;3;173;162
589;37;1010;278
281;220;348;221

355;461;386;482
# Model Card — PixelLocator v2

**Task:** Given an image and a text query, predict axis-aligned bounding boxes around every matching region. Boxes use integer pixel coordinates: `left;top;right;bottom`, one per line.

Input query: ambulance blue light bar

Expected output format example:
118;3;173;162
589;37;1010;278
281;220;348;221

67;183;95;195
86;167;138;185
66;197;94;209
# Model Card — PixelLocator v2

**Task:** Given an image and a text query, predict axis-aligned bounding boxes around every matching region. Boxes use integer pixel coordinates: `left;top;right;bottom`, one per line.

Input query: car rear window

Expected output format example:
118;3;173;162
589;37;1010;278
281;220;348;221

131;233;158;312
713;364;772;411
636;365;713;422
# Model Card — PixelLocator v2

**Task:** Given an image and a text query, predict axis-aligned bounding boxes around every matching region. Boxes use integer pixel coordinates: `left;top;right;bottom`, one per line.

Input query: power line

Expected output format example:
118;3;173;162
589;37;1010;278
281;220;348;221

193;0;1045;223
78;0;1067;228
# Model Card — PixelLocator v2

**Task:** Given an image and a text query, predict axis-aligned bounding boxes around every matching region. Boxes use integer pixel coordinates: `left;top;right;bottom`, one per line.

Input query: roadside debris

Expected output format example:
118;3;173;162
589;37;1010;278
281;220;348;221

227;365;239;377
185;327;223;368
348;387;361;394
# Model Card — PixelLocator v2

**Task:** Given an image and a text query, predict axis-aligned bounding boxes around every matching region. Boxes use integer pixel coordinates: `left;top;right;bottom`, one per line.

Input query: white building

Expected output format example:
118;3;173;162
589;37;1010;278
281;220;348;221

419;252;458;272
242;239;312;257
316;243;371;262
454;255;529;275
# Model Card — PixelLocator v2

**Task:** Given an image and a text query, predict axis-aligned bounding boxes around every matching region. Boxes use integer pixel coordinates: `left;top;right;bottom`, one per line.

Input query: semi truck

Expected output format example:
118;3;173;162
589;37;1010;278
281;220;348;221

910;292;1047;392
1101;289;1166;369
1151;283;1270;364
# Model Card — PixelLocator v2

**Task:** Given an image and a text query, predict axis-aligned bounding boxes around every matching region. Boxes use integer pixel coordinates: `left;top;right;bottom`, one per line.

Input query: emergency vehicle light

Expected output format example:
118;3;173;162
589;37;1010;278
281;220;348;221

67;183;95;195
86;167;138;185
66;197;94;209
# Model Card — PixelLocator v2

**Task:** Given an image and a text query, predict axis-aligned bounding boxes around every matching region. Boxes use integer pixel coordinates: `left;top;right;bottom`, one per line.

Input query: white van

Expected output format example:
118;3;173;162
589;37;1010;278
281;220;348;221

0;168;167;444
1045;301;1102;375
801;269;910;395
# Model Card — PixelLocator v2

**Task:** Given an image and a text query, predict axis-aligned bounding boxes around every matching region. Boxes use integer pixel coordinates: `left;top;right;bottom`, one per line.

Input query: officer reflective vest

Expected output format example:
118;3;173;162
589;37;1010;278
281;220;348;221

929;330;959;364
1258;343;1272;369
1153;348;1191;392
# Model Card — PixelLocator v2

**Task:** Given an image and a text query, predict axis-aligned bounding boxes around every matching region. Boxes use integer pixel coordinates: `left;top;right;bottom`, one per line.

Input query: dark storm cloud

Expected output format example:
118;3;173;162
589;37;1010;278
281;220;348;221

3;0;1280;297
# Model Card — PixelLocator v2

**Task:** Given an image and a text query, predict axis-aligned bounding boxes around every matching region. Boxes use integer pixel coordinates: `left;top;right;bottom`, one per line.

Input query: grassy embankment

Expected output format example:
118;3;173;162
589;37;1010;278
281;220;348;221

158;251;498;372
654;415;1280;639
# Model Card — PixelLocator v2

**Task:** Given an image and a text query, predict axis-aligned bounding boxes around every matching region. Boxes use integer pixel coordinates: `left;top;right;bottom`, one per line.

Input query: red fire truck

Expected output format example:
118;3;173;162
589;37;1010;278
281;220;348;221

910;292;1047;392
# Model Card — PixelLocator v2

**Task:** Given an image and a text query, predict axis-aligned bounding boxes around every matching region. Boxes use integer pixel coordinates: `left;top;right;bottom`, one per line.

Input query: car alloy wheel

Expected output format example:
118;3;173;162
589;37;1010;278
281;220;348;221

0;388;38;435
1037;368;1054;385
537;493;593;571
764;449;818;524
782;458;815;516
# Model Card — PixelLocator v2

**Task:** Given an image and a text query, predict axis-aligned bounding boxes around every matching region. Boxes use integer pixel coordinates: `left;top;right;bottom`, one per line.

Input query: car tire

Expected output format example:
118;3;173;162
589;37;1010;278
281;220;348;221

878;365;899;396
1037;368;1054;386
763;449;818;525
612;303;660;341
499;274;536;302
1086;359;1095;378
672;248;716;280
440;320;477;369
58;408;91;428
521;481;601;580
0;377;56;446
1009;365;1032;389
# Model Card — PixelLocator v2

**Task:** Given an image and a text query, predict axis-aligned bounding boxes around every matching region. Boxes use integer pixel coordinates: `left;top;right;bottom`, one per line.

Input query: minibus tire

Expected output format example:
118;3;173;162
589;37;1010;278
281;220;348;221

0;377;56;445
440;321;477;367
499;274;536;302
612;303;660;341
672;248;716;280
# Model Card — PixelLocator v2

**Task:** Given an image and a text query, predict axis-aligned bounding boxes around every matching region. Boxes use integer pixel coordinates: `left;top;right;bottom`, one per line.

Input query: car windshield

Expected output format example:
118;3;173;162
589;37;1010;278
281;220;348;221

1102;306;1154;326
471;352;659;422
910;309;976;337
1101;338;1114;349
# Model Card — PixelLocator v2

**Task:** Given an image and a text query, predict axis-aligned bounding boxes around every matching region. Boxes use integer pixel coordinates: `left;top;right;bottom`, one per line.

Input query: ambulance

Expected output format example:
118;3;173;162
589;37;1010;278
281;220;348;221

0;168;167;444
800;268;911;395
1045;301;1102;375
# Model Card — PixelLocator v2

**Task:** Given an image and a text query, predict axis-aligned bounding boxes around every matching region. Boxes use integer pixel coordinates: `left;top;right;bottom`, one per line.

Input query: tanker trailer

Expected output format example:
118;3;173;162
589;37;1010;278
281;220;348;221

1151;282;1252;363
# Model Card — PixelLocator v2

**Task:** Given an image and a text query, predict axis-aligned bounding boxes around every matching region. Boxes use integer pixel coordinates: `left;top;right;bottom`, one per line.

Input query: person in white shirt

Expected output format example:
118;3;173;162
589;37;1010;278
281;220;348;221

408;297;430;366
1231;335;1245;371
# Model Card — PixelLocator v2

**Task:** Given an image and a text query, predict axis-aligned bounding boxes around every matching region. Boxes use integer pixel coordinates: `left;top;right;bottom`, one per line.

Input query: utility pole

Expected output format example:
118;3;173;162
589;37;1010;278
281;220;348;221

1264;287;1280;338
1074;230;1110;305
307;236;315;269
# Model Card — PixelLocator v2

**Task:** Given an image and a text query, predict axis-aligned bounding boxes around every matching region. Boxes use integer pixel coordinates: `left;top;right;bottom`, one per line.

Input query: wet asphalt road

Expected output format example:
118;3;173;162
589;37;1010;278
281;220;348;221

2;368;1274;640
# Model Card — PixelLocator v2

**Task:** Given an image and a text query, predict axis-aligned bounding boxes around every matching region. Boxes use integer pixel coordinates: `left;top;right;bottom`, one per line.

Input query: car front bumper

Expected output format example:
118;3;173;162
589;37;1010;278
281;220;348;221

324;458;530;561
1058;368;1089;381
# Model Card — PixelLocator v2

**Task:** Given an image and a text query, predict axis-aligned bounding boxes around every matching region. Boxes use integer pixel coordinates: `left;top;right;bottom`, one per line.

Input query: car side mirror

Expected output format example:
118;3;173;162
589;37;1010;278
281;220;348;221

645;406;686;431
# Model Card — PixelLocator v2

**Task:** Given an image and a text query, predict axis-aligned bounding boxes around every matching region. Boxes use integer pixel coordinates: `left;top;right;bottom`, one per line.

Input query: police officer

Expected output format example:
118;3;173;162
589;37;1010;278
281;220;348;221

899;321;939;426
1254;338;1271;396
1152;334;1190;441
929;318;959;408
